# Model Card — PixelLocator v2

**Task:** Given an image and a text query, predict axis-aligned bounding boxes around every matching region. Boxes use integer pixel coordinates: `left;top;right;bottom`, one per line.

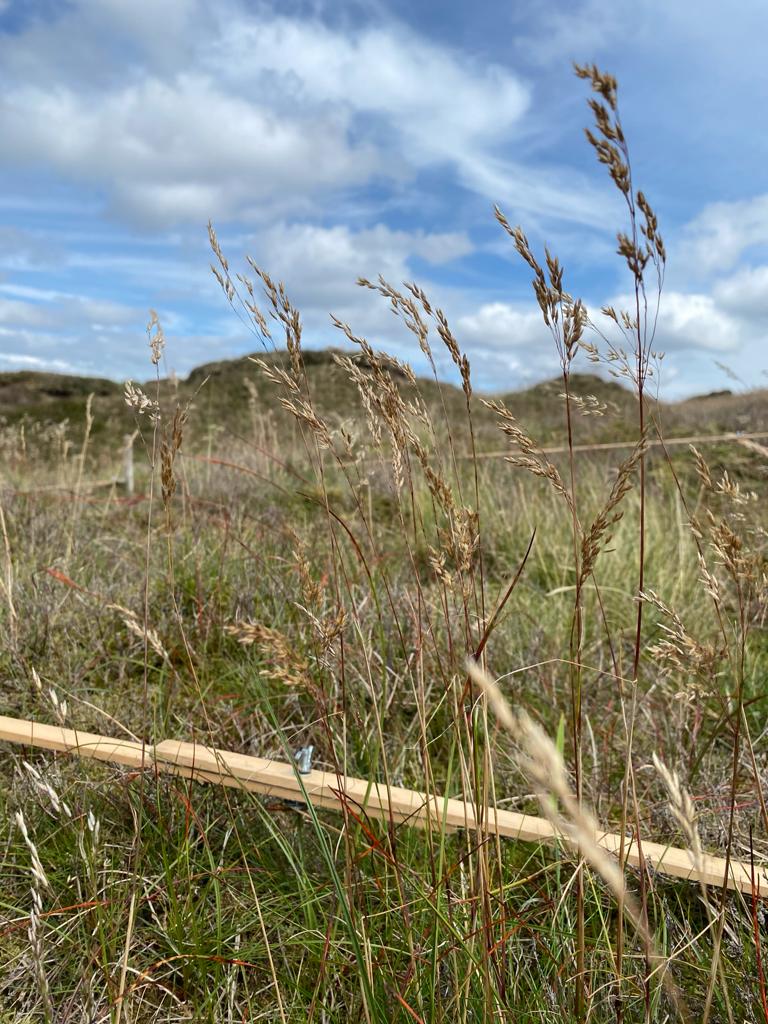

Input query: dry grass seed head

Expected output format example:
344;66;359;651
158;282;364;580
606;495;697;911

433;307;472;398
236;271;271;340
14;810;50;890
295;604;347;666
493;213;585;368
428;546;454;588
359;276;473;397
561;392;617;418
652;753;704;873
449;505;479;576
329;324;421;488
696;552;722;605
483;399;574;510
252;358;301;395
21;761;72;819
238;259;303;380
108;603;169;662
291;536;324;607
160;405;187;511
147;310;165;366
124;381;158;421
278;396;334;450
333;355;383;447
225;621;312;688
716;470;757;508
579;435;646;583
465;661;689;1018
465;662;628;900
690;445;714;491
640;588;723;682
706;511;753;583
358;275;436;371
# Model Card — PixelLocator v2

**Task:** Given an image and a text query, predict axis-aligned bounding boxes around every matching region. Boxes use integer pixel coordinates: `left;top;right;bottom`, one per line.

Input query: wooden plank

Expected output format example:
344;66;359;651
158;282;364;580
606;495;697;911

154;740;763;895
0;715;147;768
1;716;764;897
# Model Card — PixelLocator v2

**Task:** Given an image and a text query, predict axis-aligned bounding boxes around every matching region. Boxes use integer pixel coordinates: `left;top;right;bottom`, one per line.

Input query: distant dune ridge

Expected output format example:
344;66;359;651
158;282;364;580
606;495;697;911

1;349;765;451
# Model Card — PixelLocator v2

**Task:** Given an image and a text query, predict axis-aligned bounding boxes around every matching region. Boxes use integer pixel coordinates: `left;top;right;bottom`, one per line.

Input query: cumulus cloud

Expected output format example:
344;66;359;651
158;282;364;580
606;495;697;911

445;281;763;394
208;15;530;158
676;194;768;275
643;291;743;352
453;302;560;382
248;222;471;302
596;288;753;355
0;3;613;229
712;264;768;317
456;302;547;350
0;75;378;226
0;0;765;397
208;13;613;227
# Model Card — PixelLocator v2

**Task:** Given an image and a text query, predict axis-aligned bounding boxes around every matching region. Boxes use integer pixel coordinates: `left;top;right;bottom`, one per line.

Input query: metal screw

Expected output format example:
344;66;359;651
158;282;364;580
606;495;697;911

294;745;314;775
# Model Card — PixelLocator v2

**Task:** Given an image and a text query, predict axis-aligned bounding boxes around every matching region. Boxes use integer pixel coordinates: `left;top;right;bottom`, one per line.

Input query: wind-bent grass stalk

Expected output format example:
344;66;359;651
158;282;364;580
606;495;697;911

467;660;691;1022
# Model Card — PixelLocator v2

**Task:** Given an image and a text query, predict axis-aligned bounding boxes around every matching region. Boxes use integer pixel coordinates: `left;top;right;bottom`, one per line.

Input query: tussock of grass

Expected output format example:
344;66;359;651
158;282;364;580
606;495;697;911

0;63;767;1024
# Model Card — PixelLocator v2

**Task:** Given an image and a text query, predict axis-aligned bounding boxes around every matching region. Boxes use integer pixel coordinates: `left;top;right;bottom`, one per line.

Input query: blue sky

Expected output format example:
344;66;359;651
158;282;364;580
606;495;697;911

0;0;767;398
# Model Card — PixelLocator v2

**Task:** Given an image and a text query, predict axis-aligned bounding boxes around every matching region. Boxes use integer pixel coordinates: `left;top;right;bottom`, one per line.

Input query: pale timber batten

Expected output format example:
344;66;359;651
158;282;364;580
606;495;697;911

1;715;764;898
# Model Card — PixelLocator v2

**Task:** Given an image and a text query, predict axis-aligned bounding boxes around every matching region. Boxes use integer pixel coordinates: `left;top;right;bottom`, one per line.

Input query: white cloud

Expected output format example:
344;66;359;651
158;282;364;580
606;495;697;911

595;289;744;354
458;152;618;230
652;291;743;352
209;16;530;158
676;194;768;274
0;288;139;330
712;264;768;317
0;5;614;229
445;278;763;394
456;302;548;350
456;289;745;364
251;222;471;298
209;14;614;226
0;349;77;372
455;302;561;382
508;0;645;68
0;74;377;226
0;283;70;301
0;298;51;328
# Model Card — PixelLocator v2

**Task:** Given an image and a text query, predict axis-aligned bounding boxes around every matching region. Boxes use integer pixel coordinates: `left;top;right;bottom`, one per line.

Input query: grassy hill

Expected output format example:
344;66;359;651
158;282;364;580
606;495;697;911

2;348;766;457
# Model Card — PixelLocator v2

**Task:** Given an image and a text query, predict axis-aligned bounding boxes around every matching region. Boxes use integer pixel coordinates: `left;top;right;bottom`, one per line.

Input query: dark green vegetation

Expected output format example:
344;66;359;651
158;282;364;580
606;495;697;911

1;65;767;1024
